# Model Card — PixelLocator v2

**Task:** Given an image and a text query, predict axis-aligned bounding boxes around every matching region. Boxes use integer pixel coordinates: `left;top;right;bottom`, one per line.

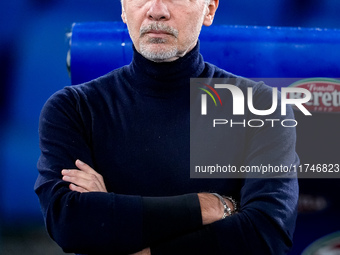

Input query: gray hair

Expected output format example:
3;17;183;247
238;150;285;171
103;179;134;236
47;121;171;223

121;0;210;6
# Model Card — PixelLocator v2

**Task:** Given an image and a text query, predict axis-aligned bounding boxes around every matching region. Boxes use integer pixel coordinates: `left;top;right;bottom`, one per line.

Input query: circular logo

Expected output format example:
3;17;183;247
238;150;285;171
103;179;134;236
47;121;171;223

288;78;340;113
302;231;340;255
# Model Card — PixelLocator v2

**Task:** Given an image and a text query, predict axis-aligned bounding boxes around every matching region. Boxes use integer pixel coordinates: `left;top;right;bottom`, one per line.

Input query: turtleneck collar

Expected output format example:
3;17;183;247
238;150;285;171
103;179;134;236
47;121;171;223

125;41;205;96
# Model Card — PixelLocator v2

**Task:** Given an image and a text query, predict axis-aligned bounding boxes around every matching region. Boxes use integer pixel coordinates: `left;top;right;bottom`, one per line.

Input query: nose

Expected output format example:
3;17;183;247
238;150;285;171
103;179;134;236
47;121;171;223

146;0;170;21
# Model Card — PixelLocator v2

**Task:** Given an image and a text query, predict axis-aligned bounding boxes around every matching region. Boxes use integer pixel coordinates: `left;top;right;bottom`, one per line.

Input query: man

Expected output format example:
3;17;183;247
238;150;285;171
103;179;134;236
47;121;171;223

35;0;299;254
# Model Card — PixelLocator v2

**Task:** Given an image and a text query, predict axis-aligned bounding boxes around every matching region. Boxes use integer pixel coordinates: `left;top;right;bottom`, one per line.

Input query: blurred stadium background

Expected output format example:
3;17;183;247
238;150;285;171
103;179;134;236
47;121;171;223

0;0;339;254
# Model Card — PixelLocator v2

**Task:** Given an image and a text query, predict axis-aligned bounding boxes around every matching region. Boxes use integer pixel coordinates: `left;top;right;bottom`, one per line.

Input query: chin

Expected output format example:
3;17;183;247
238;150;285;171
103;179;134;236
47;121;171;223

140;44;179;62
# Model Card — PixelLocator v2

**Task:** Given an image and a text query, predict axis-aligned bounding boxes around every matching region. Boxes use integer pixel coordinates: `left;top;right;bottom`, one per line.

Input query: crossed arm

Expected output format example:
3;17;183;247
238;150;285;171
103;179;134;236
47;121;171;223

61;159;235;255
36;87;299;254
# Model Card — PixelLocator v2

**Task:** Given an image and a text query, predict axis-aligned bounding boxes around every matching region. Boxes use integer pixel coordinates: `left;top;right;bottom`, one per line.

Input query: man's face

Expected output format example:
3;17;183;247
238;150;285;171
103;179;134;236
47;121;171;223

121;0;218;62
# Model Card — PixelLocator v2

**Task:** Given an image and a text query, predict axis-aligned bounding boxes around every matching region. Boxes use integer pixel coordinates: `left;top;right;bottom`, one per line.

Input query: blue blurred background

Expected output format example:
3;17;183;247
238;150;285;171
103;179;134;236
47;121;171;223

0;0;339;254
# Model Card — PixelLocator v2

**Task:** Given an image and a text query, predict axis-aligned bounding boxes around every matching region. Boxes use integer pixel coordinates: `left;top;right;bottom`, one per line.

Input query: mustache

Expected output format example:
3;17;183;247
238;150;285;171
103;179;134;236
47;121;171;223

140;23;179;38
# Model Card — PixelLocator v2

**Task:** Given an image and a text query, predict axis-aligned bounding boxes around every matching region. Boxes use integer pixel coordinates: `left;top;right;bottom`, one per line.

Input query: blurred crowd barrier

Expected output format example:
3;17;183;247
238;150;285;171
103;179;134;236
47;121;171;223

0;1;339;254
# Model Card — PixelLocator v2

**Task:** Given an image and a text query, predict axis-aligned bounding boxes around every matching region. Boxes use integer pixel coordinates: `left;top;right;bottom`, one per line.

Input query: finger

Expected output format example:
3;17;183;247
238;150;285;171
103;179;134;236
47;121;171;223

62;173;102;192
75;160;106;190
75;160;97;175
62;169;107;192
69;183;89;193
62;169;94;181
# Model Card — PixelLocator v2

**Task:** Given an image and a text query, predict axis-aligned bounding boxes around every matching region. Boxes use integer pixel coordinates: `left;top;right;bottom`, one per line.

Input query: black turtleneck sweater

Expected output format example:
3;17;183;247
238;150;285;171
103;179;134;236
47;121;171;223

35;43;299;255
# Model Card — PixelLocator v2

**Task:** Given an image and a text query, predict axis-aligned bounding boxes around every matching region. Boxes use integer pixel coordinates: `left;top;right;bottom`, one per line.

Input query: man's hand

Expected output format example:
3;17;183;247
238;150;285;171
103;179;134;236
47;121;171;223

198;193;235;225
61;160;107;193
130;248;151;255
198;193;223;225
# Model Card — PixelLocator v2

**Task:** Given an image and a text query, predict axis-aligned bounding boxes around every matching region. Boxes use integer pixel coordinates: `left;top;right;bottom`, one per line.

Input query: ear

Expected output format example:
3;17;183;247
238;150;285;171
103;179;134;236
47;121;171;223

203;0;219;27
121;9;127;24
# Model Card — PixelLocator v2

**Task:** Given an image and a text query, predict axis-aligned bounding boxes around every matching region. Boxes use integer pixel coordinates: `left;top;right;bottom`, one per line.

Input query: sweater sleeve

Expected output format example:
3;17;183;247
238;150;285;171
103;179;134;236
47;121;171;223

149;84;299;254
150;178;299;255
34;88;202;254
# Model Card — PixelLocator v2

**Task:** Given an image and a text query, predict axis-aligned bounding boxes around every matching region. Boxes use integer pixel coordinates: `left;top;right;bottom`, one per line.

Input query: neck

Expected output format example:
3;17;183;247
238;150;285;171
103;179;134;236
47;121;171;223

123;41;205;97
131;42;204;81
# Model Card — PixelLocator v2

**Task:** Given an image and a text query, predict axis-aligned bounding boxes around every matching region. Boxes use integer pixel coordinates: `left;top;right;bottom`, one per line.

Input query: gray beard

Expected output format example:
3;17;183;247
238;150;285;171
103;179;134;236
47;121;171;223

139;38;178;63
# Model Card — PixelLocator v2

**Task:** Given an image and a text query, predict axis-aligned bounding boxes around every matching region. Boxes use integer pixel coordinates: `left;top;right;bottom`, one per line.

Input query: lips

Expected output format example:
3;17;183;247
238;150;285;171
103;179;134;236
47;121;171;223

148;30;169;34
140;23;179;38
145;30;173;37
